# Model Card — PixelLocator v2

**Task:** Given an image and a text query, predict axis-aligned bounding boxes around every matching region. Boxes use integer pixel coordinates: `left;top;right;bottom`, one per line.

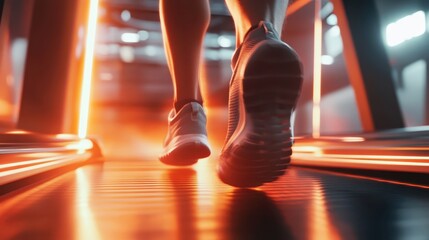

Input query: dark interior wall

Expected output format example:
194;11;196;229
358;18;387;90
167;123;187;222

0;0;4;23
11;0;34;37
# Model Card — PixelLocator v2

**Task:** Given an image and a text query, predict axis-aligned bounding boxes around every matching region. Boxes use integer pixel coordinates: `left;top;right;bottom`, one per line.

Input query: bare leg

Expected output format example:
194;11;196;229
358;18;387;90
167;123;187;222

225;0;288;46
159;0;210;109
159;0;212;165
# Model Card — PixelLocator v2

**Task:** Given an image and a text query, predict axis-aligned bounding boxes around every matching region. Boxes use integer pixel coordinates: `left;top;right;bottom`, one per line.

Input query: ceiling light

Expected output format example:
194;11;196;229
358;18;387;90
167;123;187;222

386;11;426;47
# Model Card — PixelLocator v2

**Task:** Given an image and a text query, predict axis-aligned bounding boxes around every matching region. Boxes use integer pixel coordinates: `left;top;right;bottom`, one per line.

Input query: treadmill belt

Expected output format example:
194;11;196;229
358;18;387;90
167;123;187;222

1;159;429;240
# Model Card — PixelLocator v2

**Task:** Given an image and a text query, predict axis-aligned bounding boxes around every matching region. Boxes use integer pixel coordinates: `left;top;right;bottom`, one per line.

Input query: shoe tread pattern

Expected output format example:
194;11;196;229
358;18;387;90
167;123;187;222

219;39;303;188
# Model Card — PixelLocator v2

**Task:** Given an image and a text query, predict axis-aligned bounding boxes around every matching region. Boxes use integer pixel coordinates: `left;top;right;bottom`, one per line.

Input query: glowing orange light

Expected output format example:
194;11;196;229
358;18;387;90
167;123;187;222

312;0;322;138
78;0;99;139
0;157;62;170
340;137;365;142
309;181;341;240
296;153;429;162
75;168;101;240
0;154;90;183
66;139;94;153
5;130;30;134
318;136;366;142
292;150;429;174
292;146;322;154
56;133;77;139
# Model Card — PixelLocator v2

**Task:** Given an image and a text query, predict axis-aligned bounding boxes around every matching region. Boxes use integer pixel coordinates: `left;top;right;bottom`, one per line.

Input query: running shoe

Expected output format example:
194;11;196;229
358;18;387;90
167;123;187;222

218;21;303;187
160;102;211;166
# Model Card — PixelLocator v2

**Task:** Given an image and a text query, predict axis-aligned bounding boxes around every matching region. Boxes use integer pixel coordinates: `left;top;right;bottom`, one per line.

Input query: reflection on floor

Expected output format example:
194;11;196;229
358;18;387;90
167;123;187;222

1;104;429;239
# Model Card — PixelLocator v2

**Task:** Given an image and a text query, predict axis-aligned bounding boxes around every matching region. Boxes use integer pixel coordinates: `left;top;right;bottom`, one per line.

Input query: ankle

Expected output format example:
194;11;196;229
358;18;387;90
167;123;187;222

174;99;203;112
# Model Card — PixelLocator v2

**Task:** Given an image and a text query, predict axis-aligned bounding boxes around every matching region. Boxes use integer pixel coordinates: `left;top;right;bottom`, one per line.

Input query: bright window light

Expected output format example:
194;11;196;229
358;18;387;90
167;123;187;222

320;2;333;19
217;35;233;48
321;55;334;65
326;14;337;26
143;46;158;56
386;11;426;47
119;46;135;62
324;25;343;58
138;30;149;41
121;10;131;22
121;32;139;43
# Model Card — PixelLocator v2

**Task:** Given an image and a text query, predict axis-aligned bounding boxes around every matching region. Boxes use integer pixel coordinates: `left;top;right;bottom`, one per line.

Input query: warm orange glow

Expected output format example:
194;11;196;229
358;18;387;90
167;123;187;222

194;159;233;240
312;0;322;138
66;139;94;153
319;136;366;142
0;160;66;178
78;0;99;139
194;156;233;199
294;150;429;162
309;181;341;240
75;168;101;240
340;137;365;142
0;157;62;170
0;170;70;214
194;158;215;190
5;130;30;134
56;133;77;139
292;146;322;154
293;146;429;174
314;154;429;162
0;154;90;183
0;100;12;116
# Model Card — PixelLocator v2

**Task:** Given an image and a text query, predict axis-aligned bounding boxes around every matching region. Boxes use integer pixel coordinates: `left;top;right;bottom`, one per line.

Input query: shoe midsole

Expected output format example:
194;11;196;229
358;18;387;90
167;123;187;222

163;134;210;155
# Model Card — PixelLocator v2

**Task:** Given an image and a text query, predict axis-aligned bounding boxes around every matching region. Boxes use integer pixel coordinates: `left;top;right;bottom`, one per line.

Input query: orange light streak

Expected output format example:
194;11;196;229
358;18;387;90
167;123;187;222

319;136;366;142
4;130;30;134
315;169;429;190
78;0;99;139
292;146;322;154
309;181;341;240
294;151;429;161
75;168;101;240
0;156;90;178
66;139;94;153
0;141;92;154
56;133;77;139
295;156;429;167
0;147;67;154
0;156;64;170
293;151;429;175
0;154;90;183
312;0;322;138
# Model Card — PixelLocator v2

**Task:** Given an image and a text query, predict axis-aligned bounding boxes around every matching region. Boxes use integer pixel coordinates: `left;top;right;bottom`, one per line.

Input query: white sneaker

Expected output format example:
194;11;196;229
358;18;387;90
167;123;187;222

160;102;211;166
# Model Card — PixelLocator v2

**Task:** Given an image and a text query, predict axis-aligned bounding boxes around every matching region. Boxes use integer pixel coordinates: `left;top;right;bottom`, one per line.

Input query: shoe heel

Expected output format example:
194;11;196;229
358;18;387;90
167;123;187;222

218;41;303;188
244;41;303;151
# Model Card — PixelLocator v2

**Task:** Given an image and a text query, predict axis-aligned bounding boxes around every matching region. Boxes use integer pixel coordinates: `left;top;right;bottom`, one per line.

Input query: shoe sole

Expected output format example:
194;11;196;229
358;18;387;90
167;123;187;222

218;40;303;188
160;135;211;166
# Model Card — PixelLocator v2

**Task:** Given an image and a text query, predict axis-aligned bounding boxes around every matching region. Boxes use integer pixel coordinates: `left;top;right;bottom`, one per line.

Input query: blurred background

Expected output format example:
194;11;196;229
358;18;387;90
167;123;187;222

0;0;428;137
